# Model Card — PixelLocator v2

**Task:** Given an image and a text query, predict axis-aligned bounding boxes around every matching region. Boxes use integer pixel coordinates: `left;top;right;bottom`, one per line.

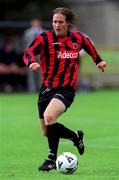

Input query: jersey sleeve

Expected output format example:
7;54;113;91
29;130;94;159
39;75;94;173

23;34;44;66
82;33;103;65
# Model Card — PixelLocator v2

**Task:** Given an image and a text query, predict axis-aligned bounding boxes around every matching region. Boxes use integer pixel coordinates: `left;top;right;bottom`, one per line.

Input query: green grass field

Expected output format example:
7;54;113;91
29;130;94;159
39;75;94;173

0;90;119;180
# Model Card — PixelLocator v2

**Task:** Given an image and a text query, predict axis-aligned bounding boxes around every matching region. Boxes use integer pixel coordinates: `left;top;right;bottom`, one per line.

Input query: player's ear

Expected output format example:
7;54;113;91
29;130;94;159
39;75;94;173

67;20;70;27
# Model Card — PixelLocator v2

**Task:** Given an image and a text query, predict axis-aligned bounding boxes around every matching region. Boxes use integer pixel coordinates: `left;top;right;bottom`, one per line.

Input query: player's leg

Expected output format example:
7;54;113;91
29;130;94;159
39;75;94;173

51;88;85;156
39;97;66;135
44;98;67;162
40;118;47;136
38;98;66;171
44;98;66;125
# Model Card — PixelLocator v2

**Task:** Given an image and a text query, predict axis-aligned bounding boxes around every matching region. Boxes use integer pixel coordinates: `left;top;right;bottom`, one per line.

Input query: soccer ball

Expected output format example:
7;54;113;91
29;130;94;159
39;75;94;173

56;152;78;174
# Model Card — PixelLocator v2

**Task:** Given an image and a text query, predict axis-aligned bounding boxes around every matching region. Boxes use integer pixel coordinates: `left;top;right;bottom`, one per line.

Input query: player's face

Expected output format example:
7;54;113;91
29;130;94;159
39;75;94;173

52;13;69;37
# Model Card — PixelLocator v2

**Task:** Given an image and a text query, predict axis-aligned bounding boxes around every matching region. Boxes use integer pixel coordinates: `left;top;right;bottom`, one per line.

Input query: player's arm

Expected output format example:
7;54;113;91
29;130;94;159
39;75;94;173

82;34;106;72
23;35;44;72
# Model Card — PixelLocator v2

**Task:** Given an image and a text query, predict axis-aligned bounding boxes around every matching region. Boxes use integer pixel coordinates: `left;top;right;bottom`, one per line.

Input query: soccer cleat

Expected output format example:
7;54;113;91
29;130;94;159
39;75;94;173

38;159;56;172
73;130;85;155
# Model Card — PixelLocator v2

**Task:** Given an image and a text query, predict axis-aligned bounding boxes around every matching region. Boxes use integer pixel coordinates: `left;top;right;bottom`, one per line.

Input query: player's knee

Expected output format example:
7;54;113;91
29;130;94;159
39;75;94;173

44;112;55;125
43;130;47;136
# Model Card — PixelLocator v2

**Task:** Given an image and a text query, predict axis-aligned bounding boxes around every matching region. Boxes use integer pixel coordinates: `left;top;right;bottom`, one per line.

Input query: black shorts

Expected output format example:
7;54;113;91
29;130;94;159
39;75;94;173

37;86;75;119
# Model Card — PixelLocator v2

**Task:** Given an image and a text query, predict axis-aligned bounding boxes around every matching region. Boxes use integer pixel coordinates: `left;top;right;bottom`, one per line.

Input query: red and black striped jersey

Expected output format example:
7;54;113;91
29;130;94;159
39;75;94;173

23;30;102;89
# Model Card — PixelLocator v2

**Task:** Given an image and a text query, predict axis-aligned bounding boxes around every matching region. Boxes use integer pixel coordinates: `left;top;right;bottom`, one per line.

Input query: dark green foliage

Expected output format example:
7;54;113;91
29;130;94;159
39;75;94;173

0;0;67;20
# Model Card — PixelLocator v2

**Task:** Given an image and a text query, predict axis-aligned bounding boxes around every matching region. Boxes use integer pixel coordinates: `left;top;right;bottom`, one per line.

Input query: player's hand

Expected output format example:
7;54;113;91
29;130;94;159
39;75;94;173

97;61;106;72
29;62;40;72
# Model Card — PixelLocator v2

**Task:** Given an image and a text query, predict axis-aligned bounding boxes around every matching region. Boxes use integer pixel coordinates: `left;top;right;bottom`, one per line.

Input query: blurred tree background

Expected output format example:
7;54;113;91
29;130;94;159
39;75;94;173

0;0;67;21
0;0;67;35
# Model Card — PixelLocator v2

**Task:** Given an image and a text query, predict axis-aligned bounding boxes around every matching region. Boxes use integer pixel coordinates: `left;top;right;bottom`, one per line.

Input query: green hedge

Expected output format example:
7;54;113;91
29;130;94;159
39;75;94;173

81;49;119;74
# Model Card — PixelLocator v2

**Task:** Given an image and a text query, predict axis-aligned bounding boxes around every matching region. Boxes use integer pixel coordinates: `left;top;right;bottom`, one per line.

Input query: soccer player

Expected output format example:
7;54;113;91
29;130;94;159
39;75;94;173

23;7;106;172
